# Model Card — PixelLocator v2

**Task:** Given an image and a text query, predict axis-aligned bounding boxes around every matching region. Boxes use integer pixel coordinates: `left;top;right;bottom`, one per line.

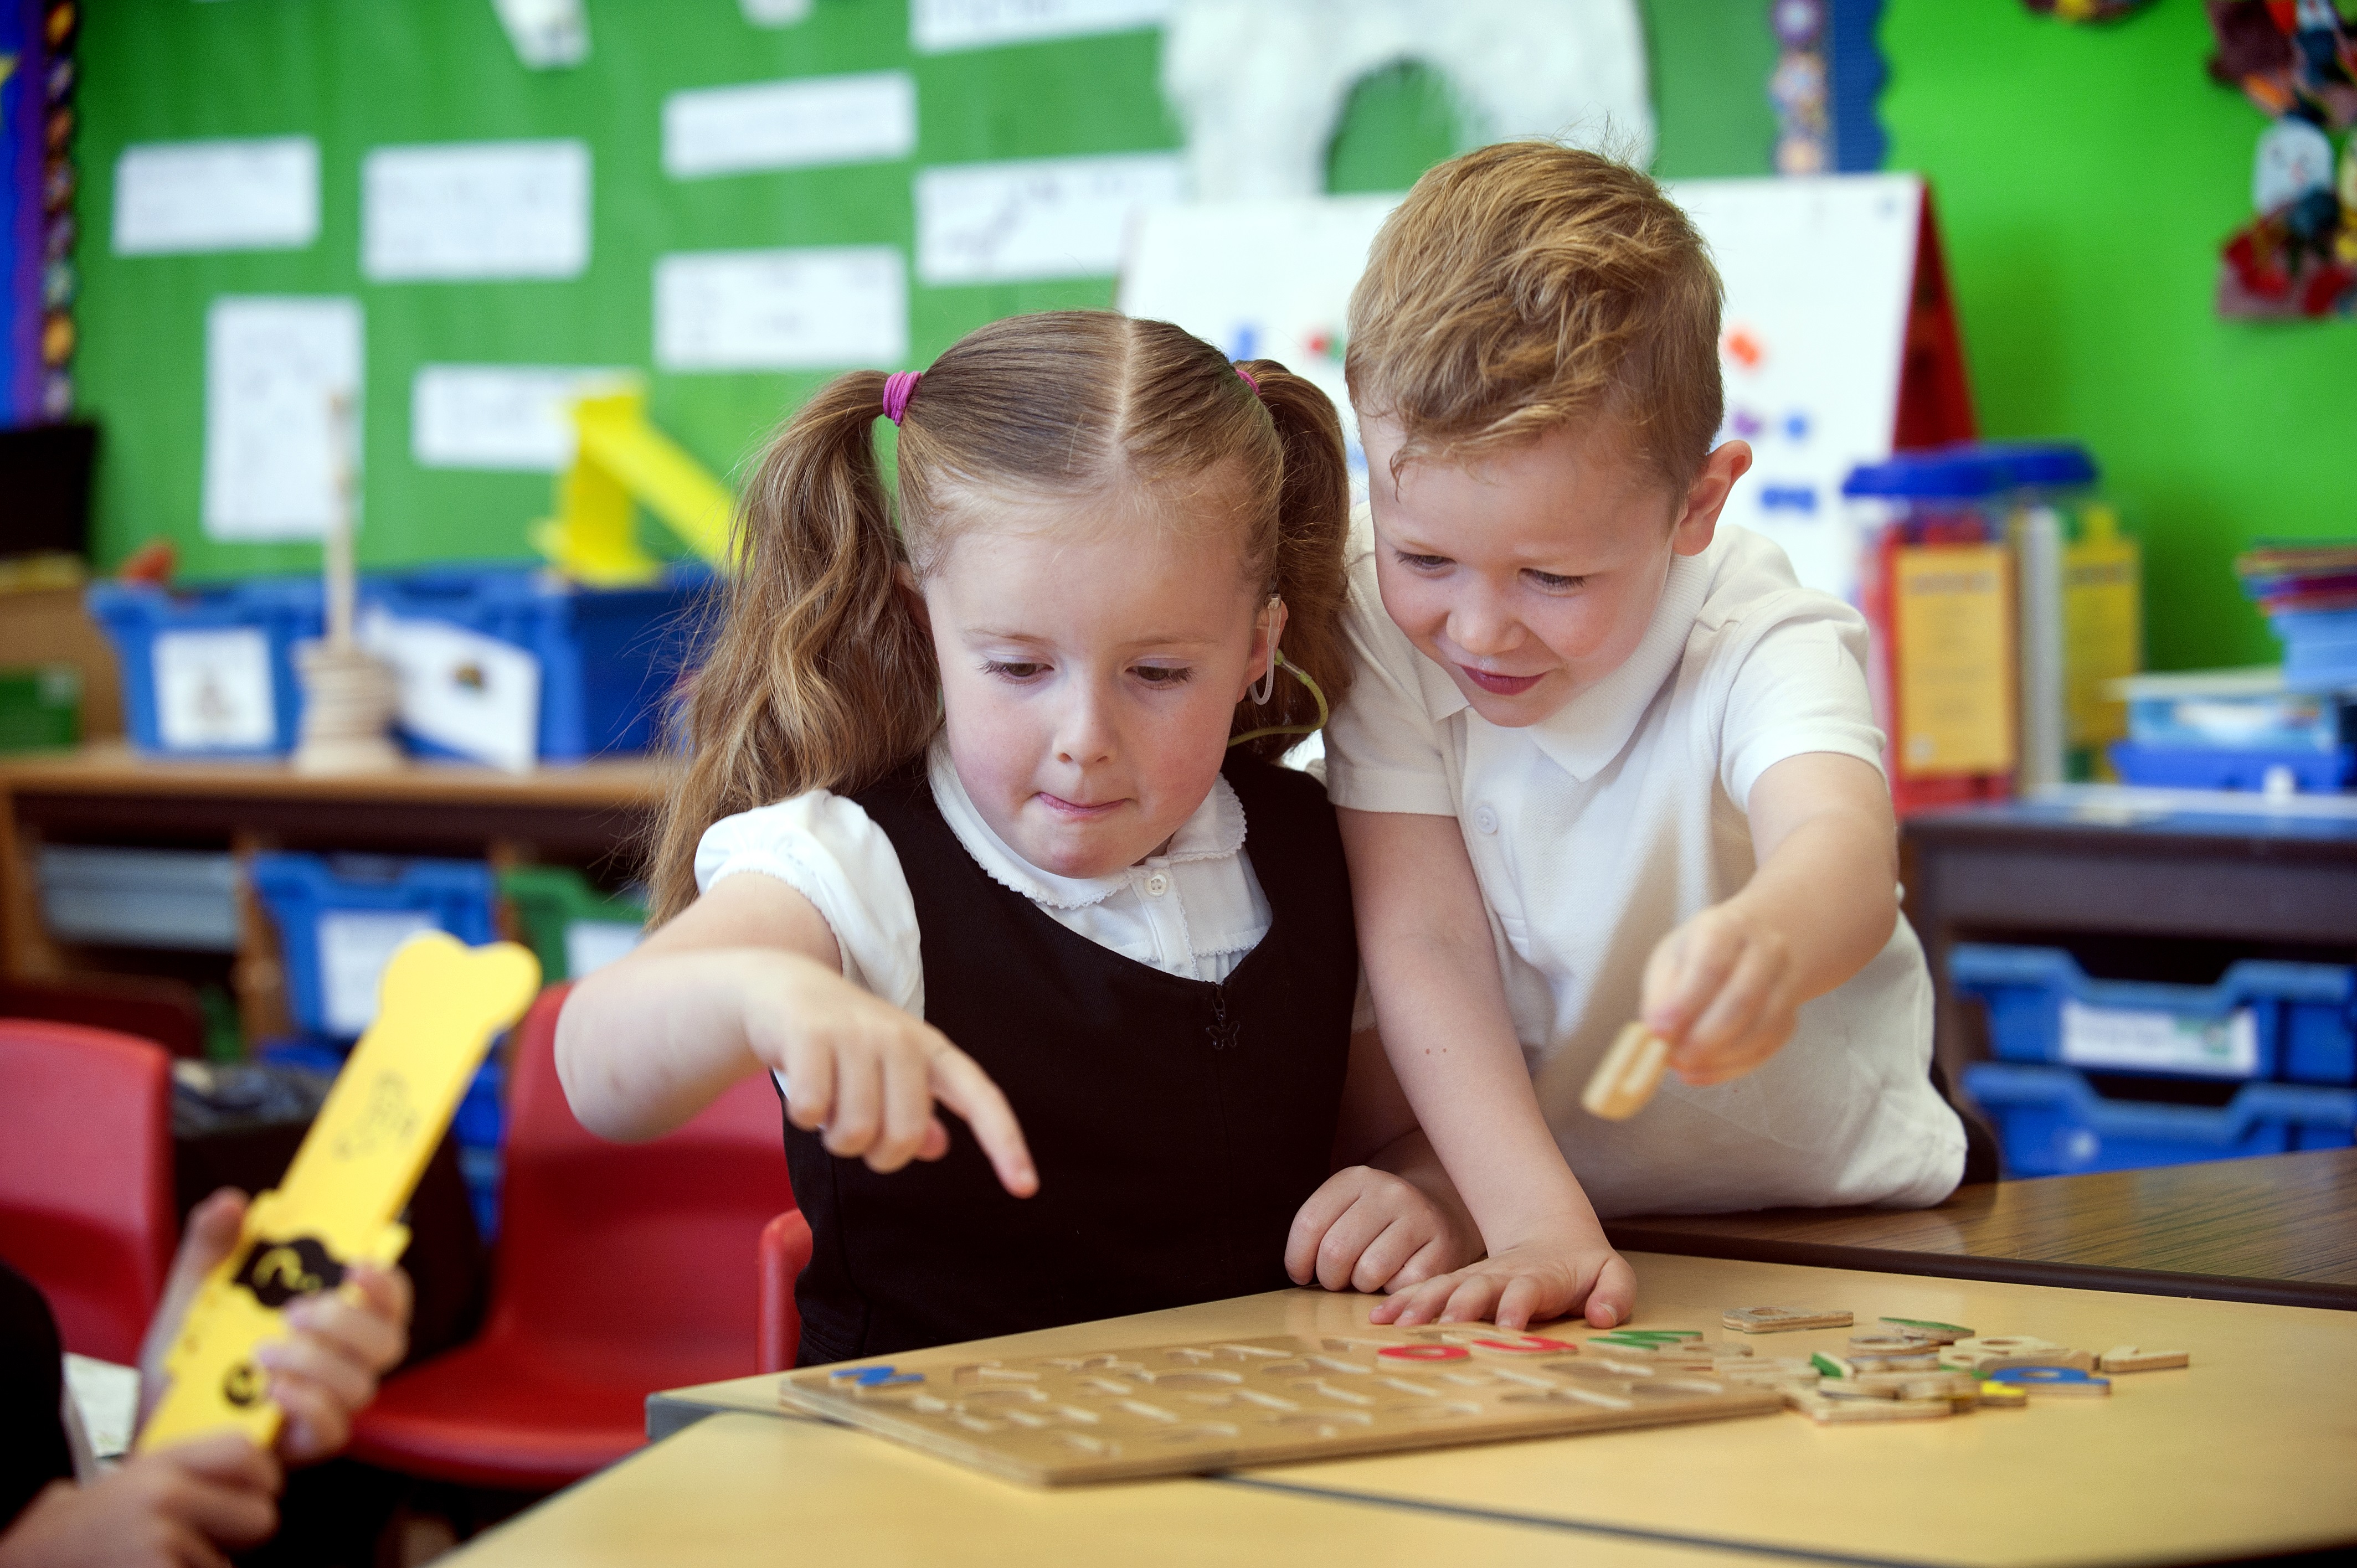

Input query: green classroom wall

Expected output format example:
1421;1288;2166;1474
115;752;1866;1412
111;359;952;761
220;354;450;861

1881;0;2350;673
70;0;2335;674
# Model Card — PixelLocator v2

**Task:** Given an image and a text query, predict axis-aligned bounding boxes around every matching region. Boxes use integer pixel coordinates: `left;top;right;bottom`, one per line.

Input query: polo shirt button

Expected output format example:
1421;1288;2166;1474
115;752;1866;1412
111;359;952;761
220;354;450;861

1473;806;1499;834
1144;872;1171;897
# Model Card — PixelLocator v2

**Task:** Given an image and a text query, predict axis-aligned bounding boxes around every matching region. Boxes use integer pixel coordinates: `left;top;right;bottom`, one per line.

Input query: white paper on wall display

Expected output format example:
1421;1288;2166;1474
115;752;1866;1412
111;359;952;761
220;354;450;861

411;364;637;470
664;72;916;178
357;608;543;773
1120;194;1396;468
1669;174;1921;604
318;913;438;1036
202;296;363;541
913;0;1172;51
918;153;1186;284
152;628;276;751
362;140;591;281
740;0;814;22
112;138;319;256
655;247;907;371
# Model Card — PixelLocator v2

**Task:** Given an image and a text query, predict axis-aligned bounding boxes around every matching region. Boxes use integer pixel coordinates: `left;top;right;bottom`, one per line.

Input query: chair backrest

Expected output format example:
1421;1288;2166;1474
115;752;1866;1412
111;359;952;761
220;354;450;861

0;1019;177;1363
489;983;793;1363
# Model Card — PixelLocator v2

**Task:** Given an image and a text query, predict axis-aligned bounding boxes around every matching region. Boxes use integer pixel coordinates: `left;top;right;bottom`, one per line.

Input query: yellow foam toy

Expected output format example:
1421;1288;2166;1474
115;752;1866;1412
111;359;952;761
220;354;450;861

531;388;735;586
138;933;540;1451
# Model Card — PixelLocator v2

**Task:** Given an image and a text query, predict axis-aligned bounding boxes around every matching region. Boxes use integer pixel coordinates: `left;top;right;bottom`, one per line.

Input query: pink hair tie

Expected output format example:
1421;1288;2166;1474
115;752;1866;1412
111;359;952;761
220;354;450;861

1235;365;1259;394
881;370;922;425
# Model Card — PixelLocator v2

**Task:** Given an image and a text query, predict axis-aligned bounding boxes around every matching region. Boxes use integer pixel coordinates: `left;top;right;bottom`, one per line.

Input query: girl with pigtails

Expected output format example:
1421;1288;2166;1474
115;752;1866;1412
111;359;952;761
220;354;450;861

557;311;1479;1363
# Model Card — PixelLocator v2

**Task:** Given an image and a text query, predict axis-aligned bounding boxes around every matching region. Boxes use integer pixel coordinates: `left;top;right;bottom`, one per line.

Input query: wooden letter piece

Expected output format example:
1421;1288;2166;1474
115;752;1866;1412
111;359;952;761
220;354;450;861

1725;1307;1854;1334
1985;1366;2111;1399
1878;1317;1973;1344
1582;1022;1671;1121
1942;1337;2095;1375
2099;1345;2190;1374
1783;1389;1952;1424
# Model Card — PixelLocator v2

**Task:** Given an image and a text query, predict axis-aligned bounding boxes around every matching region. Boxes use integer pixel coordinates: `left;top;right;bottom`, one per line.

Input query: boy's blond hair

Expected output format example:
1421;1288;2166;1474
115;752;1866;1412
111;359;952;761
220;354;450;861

1345;141;1725;497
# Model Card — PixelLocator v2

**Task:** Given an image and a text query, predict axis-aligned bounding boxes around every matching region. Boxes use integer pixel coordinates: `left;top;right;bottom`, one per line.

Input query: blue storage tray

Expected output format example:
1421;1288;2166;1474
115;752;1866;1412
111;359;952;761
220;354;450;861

1963;1063;2356;1177
86;579;323;756
1950;944;2355;1084
361;565;713;760
248;853;498;1039
2272;608;2357;692
2106;740;2354;792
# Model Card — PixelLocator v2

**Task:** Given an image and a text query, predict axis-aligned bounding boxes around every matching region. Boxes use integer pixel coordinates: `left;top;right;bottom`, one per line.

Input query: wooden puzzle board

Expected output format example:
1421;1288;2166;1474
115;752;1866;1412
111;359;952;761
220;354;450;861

779;1330;1783;1484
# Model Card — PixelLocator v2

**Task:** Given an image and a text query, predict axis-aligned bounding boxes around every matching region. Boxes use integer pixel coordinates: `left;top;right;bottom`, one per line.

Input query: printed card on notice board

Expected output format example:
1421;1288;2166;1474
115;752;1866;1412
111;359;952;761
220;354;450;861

153;627;276;750
918;153;1186;284
202;297;363;541
1892;544;2015;778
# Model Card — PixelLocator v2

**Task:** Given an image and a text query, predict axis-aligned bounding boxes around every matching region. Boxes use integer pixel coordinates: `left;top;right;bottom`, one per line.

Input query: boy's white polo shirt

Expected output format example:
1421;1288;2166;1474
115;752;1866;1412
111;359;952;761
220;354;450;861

1326;519;1965;1217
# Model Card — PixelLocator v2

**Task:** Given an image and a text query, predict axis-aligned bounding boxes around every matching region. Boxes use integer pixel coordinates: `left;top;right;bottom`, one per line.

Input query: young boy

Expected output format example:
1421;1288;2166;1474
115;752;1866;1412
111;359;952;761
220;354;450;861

1325;142;1967;1332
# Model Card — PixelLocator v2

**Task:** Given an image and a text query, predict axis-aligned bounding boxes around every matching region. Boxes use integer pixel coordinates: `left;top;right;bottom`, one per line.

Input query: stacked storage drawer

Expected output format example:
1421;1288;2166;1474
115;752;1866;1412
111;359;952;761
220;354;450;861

498;865;645;982
249;853;511;1235
1953;944;2357;1177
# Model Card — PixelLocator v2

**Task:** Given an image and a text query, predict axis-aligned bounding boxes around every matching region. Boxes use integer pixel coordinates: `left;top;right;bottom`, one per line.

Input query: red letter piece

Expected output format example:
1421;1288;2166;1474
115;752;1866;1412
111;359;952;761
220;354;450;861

1377;1344;1470;1362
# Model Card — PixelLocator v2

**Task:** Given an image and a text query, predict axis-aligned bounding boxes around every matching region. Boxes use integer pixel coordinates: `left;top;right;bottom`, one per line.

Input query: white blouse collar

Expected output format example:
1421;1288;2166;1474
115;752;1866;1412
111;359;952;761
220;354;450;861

924;738;1248;911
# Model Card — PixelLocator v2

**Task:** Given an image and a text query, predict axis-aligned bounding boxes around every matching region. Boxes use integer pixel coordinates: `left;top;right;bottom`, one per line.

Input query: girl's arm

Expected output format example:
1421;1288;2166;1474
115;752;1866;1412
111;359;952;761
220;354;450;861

1286;1028;1483;1294
555;874;1037;1195
1641;752;1897;1085
1336;808;1635;1330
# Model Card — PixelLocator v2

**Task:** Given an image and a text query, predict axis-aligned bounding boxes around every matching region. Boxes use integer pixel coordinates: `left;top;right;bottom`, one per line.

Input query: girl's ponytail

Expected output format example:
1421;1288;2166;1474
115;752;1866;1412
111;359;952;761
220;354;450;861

646;373;939;923
1228;358;1355;763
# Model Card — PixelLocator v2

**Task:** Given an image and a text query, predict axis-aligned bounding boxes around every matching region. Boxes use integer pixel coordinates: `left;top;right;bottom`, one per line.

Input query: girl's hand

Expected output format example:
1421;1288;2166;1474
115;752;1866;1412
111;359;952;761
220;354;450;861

1639;902;1799;1088
1365;1226;1636;1332
1285;1165;1483;1294
0;1434;281;1568
750;955;1038;1197
137;1189;413;1468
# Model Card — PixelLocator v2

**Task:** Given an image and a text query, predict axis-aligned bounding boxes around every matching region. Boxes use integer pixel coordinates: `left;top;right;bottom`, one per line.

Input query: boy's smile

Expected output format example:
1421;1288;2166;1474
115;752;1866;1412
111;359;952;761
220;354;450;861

1361;417;1749;729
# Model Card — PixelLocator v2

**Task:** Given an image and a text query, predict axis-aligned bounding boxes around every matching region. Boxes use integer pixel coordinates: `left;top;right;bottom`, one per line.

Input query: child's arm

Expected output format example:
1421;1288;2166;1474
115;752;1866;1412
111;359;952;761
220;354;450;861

1641;752;1897;1086
556;873;1037;1195
1286;1029;1483;1294
1337;808;1636;1331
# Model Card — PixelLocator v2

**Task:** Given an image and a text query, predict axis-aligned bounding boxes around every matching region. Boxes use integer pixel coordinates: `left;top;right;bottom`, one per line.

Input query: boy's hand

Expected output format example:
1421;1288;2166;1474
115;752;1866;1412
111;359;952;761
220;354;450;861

749;955;1038;1198
1285;1165;1481;1295
0;1433;281;1568
138;1188;413;1467
1365;1227;1636;1332
1639;902;1798;1087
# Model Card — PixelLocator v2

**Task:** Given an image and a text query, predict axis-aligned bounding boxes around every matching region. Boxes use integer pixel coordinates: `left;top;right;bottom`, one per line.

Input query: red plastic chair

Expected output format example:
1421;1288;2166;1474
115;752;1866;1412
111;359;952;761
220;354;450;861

756;1209;812;1372
350;983;792;1489
0;1019;177;1364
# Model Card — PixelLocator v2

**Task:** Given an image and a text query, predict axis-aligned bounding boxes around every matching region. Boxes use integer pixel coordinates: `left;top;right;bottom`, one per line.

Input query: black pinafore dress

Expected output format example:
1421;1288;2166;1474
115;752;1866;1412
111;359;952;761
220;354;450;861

782;753;1357;1364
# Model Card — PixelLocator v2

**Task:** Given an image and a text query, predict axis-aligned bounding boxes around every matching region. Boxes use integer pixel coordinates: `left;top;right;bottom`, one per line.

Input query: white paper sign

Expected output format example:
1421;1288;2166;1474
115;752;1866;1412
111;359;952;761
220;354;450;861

2060;999;2260;1079
318;912;438;1035
358;609;543;772
1674;175;1921;604
664;72;916;178
912;0;1173;51
363;140;591;281
740;0;814;22
112;137;319;256
202;296;363;541
492;0;590;68
655;247;908;371
410;364;636;470
918;153;1185;284
153;627;276;750
565;920;644;979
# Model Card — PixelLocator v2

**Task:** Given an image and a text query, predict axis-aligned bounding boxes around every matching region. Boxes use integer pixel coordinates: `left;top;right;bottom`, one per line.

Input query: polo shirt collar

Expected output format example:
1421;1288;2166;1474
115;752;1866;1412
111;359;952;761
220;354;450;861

924;738;1247;910
1414;537;1718;785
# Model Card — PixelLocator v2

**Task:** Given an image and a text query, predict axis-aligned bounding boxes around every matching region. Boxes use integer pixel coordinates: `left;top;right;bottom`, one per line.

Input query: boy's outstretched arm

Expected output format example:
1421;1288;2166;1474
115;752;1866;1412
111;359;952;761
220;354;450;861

556;875;1036;1196
1642;752;1898;1086
1337;807;1635;1332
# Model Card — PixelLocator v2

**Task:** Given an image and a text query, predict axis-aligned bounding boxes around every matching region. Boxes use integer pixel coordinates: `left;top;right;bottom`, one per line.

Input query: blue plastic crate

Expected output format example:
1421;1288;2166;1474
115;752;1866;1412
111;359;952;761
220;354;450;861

1963;1063;2356;1177
361;565;713;760
1951;945;2355;1085
248;854;498;1039
2107;740;2354;792
86;579;323;756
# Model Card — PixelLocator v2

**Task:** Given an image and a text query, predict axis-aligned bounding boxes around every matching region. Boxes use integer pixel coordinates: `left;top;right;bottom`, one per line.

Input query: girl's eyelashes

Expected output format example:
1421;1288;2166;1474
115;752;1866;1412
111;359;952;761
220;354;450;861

1130;664;1194;687
981;659;1048;681
1524;569;1586;591
1393;550;1452;572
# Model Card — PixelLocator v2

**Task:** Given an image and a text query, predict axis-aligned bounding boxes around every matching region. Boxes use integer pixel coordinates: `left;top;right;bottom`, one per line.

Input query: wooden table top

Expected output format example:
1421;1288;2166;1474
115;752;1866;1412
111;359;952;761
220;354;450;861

1605;1149;2357;1311
0;740;668;809
463;1251;2357;1568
